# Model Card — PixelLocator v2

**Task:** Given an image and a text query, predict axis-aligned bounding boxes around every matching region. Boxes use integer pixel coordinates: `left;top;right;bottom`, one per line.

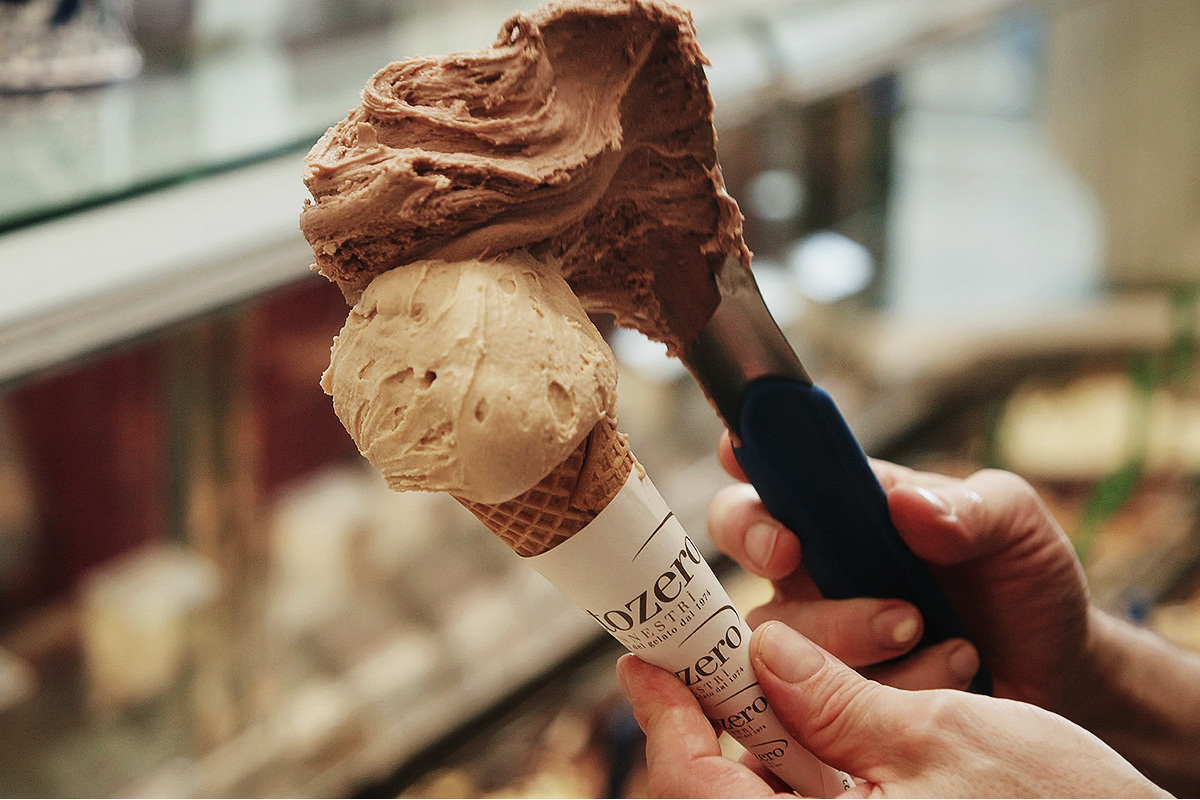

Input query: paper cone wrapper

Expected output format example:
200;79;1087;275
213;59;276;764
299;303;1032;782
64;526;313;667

480;457;854;796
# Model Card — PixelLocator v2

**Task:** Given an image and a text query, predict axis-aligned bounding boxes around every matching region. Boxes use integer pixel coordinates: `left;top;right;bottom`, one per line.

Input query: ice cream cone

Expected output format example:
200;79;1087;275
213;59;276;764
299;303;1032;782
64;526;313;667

455;413;635;556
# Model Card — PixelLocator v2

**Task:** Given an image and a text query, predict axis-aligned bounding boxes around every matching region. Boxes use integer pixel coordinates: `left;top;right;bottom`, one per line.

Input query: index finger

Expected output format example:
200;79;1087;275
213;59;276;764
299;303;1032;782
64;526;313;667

707;482;806;584
615;655;776;798
718;430;749;482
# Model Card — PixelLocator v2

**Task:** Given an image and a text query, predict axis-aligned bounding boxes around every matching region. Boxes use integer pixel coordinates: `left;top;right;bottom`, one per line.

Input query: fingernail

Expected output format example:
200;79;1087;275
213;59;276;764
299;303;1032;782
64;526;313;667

758;622;824;684
948;642;980;683
873;605;920;647
744;522;779;570
914;486;954;519
615;654;636;694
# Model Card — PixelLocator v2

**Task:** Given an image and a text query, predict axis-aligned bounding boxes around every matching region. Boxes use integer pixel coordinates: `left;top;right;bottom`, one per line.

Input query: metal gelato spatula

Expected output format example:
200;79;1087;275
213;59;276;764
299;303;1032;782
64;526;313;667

683;252;992;695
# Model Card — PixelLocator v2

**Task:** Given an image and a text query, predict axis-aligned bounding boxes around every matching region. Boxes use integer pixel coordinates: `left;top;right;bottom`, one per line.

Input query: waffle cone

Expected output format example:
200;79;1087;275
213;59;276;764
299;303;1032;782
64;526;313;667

455;414;635;556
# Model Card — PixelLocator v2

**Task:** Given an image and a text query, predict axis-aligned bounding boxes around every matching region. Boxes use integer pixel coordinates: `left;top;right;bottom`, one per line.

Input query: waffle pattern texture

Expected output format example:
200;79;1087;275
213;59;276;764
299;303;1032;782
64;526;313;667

456;414;635;556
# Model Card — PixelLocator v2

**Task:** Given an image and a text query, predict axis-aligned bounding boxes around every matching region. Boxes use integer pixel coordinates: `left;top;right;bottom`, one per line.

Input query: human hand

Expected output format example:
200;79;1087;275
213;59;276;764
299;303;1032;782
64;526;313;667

708;432;1090;710
617;622;1167;798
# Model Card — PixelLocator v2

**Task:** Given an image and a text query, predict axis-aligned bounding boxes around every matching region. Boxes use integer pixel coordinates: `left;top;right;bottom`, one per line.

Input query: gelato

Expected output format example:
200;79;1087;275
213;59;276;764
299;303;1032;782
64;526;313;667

303;2;854;792
300;0;747;355
321;253;618;504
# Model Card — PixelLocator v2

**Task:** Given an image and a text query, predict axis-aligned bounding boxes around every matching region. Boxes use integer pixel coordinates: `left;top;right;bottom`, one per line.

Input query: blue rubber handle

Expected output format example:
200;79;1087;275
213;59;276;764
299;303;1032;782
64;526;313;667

733;377;992;694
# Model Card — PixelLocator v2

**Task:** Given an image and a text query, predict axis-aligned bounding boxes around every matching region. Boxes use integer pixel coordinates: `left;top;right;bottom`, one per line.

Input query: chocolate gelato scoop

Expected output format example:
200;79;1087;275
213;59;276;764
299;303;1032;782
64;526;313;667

301;0;741;354
301;0;990;697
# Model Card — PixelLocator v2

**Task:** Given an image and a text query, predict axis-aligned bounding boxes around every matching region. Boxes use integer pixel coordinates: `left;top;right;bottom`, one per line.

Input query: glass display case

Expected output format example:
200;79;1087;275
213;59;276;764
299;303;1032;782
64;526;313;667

3;0;1200;796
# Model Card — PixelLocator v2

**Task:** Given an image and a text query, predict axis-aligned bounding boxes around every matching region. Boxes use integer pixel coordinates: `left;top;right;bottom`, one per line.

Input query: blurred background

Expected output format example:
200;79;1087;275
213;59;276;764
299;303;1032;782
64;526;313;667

2;0;1200;795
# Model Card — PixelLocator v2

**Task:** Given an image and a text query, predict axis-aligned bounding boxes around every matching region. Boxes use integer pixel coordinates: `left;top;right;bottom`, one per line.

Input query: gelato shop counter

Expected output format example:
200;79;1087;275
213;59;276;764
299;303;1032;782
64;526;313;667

3;0;1200;796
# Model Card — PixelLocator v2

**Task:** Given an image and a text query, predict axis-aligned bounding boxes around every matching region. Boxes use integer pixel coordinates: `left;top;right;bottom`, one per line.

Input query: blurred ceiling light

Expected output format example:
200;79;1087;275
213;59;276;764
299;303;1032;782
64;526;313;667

787;230;875;303
745;168;806;223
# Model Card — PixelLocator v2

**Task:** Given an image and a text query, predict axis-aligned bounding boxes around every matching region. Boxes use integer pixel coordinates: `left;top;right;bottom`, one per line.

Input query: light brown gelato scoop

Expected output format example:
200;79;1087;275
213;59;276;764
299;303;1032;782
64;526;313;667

301;0;748;355
321;253;618;503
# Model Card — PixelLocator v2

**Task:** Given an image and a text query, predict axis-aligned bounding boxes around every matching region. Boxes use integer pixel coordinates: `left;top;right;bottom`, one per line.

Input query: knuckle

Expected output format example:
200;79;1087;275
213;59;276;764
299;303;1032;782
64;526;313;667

970;468;1061;541
969;468;1045;520
800;672;881;751
974;470;1032;494
972;467;1037;503
901;690;971;751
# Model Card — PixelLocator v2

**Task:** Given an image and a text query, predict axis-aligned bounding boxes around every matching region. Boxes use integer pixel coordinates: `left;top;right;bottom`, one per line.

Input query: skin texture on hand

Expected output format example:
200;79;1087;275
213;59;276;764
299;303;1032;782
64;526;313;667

616;624;1168;798
710;432;1090;710
698;432;1199;795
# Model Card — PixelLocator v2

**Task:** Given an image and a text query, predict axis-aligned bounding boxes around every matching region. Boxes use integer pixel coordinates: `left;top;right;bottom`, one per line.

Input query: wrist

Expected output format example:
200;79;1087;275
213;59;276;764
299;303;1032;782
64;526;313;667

1056;606;1128;727
1059;605;1200;796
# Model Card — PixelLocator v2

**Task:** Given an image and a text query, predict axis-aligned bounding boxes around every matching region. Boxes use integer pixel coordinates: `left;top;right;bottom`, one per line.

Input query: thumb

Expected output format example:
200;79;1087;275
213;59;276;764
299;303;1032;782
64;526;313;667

751;621;928;783
884;468;1067;567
